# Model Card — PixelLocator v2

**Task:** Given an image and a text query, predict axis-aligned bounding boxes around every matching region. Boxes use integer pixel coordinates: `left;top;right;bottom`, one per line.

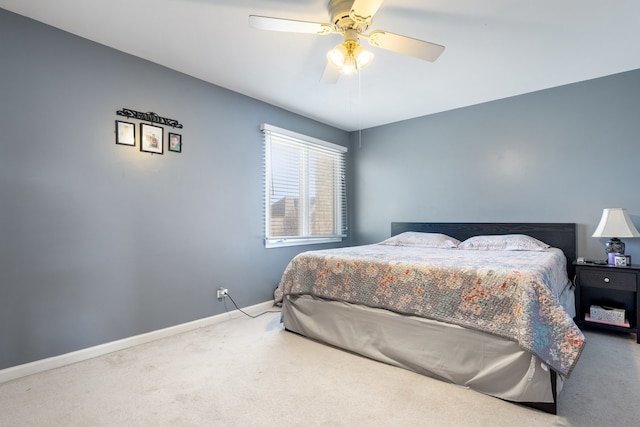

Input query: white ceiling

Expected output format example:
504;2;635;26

2;0;639;131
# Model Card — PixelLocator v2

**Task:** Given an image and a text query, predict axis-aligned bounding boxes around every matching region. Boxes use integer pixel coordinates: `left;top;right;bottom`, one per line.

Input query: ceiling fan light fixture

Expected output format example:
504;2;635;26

327;41;373;75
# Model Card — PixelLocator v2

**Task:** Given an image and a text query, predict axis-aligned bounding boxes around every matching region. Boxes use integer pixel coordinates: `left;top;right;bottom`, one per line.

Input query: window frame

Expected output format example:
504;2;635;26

261;124;348;249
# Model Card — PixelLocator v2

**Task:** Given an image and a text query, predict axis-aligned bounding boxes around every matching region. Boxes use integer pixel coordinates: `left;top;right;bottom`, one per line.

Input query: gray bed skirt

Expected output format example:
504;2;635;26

282;294;562;406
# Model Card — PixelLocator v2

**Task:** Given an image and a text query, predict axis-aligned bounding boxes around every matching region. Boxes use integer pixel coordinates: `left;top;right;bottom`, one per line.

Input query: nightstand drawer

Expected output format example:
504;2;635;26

578;269;636;291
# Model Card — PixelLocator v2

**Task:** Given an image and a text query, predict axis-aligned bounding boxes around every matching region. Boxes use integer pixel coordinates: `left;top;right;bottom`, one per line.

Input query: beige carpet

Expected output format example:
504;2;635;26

1;311;639;426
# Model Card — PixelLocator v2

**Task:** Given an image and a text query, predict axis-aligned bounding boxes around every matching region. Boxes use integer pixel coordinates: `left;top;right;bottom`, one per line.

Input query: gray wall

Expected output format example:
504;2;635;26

0;9;351;370
352;69;640;262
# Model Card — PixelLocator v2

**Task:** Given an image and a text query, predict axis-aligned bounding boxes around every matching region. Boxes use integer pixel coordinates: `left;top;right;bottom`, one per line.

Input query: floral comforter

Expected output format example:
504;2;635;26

275;244;585;377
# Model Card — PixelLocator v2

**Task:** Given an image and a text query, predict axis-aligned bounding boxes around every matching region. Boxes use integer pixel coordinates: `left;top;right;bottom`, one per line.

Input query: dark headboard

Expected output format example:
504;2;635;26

391;222;577;279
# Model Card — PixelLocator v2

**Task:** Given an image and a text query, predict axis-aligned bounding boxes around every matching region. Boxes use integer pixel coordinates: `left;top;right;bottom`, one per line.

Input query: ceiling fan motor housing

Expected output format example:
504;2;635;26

329;0;370;32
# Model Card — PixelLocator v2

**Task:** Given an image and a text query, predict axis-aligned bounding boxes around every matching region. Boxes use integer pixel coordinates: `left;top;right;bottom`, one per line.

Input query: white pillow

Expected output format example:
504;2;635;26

380;232;460;249
458;234;550;251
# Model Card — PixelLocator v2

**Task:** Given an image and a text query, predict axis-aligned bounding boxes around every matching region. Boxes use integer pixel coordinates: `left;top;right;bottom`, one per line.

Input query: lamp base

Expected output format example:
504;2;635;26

606;238;625;265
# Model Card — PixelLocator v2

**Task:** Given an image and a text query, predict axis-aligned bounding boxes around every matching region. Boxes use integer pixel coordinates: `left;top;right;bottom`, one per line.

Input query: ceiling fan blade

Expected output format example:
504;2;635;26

365;30;445;62
249;15;333;35
350;0;385;24
320;61;341;84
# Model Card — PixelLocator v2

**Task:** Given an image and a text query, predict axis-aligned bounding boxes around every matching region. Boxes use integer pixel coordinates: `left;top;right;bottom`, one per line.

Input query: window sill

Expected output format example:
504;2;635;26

265;237;343;249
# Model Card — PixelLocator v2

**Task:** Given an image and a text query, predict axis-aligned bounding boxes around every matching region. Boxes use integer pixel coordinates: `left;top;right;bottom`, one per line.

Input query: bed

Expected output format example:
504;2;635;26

274;222;584;414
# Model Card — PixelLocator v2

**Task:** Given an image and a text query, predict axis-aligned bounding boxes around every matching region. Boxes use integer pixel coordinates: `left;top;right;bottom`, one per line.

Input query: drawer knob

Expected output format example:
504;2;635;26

604;277;610;283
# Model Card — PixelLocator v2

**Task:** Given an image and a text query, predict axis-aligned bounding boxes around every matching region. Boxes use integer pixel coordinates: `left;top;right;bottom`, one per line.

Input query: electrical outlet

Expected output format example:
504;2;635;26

216;288;228;299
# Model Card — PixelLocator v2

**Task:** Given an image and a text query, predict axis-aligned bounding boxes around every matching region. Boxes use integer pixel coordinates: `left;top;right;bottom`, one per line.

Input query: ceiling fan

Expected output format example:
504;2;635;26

249;0;445;83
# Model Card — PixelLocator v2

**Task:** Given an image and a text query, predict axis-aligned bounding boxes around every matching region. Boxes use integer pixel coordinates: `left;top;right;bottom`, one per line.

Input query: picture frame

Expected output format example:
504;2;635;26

614;254;631;267
140;123;163;154
115;120;136;146
168;132;182;153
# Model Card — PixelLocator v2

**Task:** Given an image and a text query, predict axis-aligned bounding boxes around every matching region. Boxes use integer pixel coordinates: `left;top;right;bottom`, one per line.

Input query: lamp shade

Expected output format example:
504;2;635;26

592;208;640;238
353;45;374;69
327;44;348;68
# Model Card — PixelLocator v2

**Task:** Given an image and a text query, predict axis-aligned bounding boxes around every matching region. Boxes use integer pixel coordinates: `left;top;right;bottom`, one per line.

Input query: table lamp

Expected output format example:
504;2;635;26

592;208;640;265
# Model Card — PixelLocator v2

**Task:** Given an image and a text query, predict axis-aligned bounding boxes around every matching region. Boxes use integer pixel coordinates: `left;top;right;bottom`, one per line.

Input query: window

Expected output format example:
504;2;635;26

261;124;347;248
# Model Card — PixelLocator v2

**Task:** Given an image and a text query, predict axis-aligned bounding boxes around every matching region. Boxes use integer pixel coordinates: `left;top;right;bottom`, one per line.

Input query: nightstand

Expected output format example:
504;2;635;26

574;261;640;343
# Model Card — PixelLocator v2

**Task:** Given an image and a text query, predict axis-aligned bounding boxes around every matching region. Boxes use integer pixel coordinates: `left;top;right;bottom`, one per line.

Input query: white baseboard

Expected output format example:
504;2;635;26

0;300;278;384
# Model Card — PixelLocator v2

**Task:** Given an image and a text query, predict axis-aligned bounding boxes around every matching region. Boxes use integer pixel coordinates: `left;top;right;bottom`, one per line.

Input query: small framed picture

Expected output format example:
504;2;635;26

115;120;136;146
168;132;182;153
140;123;163;154
614;254;629;267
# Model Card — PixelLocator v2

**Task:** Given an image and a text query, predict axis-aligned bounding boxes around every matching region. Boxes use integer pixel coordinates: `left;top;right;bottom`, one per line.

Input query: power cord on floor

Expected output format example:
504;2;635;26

224;291;281;319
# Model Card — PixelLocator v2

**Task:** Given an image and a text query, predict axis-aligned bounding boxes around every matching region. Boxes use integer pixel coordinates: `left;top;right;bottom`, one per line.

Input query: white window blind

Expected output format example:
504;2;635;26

261;124;347;248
